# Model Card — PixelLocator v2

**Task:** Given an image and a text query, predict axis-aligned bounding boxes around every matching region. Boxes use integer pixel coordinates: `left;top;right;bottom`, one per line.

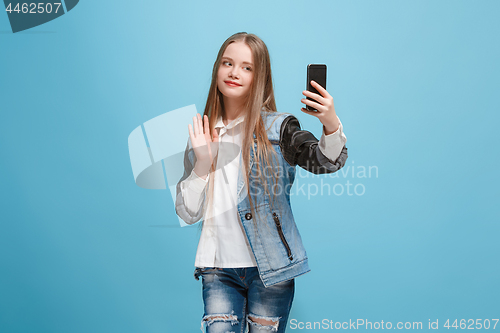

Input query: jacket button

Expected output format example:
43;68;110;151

245;213;252;220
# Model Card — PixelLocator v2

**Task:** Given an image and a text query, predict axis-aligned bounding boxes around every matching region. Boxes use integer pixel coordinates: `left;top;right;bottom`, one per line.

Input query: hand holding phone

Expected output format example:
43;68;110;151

301;63;340;135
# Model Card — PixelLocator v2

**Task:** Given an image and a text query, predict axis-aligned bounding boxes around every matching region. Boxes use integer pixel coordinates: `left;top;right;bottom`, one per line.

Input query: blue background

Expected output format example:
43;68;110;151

1;0;499;332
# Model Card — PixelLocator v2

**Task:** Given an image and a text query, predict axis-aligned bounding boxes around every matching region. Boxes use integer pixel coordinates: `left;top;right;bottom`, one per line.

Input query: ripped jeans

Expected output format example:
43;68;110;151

194;266;295;333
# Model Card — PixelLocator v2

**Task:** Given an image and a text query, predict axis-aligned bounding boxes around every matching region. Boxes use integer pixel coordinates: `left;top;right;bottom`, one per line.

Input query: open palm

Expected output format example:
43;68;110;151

188;113;220;175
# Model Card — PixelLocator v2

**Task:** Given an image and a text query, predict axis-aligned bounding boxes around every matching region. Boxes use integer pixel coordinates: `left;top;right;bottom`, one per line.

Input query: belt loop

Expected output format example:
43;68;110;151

194;267;202;281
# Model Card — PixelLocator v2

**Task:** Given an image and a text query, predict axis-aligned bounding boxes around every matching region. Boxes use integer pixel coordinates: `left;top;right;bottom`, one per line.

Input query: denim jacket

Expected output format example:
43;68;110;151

175;110;348;287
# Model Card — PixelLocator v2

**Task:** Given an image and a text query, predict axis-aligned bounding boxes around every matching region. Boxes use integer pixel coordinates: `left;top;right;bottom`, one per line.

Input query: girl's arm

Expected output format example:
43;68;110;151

179;169;209;219
175;142;209;225
318;114;347;162
176;114;218;224
280;114;348;174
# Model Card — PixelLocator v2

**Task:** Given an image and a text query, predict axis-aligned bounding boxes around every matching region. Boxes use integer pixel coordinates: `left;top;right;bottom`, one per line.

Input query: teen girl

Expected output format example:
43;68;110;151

175;32;348;333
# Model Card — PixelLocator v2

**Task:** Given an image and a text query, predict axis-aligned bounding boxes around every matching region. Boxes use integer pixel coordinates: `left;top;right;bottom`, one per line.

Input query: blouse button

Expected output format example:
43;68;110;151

245;213;252;220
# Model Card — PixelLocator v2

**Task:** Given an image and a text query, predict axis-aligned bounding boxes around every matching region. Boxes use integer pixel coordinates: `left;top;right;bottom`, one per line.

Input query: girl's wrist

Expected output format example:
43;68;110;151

323;123;339;135
194;162;211;178
323;114;340;135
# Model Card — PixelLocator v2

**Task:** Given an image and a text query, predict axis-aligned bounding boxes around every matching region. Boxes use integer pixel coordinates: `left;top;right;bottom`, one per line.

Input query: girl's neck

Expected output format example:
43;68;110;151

223;97;246;124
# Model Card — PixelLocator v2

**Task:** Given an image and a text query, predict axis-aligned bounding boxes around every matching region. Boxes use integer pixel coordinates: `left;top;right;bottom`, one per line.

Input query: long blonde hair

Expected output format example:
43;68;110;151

201;32;282;233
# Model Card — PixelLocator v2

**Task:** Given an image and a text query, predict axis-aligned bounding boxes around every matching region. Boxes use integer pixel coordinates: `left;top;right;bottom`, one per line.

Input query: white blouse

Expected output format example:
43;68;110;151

179;113;347;268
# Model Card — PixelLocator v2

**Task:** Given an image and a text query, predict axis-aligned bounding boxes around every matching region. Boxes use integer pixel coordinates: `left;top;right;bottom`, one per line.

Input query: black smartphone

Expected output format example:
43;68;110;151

306;64;327;112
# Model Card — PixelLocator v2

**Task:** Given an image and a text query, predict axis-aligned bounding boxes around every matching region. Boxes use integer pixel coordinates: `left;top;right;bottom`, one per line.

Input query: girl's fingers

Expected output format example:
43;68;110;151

188;124;195;146
196;113;201;135
310;80;331;98
303;90;326;105
212;127;219;142
196;113;204;135
301;97;325;112
300;107;320;117
203;114;210;138
192;116;199;136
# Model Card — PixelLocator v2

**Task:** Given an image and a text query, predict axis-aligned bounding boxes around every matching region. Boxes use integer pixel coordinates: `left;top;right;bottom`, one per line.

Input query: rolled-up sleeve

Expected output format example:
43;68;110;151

318;115;347;162
280;114;348;175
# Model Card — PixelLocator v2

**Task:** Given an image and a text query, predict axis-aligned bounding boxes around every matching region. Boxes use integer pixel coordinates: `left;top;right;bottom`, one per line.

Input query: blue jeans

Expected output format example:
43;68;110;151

194;267;295;333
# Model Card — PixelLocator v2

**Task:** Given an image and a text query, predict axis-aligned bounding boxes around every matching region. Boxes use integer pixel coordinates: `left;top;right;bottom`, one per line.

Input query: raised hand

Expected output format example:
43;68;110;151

188;113;220;179
300;80;340;135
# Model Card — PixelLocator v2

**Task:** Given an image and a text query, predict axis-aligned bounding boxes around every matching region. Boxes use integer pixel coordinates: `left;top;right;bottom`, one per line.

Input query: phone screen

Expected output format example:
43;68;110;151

306;64;327;111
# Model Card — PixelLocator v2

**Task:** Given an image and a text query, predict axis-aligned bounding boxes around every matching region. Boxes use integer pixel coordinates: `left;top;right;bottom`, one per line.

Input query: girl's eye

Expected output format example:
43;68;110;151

223;61;231;66
245;67;252;71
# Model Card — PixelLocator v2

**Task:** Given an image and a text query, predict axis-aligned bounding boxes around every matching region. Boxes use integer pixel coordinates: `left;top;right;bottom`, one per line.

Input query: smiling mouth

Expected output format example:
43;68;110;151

225;81;241;87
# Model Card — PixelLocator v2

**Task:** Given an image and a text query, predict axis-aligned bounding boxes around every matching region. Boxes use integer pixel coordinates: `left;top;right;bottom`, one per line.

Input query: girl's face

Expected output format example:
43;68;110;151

217;41;254;103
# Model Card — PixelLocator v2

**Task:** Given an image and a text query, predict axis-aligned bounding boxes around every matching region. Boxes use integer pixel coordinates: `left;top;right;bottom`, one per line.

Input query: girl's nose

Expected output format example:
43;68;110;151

230;69;240;78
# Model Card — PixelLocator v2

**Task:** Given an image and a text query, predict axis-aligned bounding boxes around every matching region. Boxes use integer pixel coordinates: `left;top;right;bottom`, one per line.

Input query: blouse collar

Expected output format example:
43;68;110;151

214;113;246;130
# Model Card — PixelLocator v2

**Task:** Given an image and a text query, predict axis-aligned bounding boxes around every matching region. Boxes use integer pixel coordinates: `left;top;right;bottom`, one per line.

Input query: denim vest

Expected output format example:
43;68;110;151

176;110;335;287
